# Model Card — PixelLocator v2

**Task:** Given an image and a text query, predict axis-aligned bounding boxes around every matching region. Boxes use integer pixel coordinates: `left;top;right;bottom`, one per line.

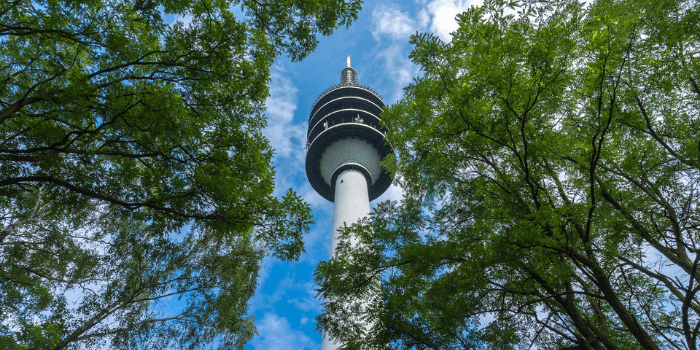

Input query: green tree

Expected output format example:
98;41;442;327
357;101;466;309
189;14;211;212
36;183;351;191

0;0;360;348
315;0;700;348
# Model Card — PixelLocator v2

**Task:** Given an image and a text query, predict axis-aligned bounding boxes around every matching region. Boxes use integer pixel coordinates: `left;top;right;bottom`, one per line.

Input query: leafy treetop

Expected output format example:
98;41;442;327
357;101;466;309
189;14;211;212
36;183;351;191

0;0;360;348
315;0;700;349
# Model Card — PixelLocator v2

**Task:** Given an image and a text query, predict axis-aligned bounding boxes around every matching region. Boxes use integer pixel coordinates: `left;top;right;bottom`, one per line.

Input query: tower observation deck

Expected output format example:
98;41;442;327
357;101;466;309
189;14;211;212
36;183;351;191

305;56;392;202
305;57;392;350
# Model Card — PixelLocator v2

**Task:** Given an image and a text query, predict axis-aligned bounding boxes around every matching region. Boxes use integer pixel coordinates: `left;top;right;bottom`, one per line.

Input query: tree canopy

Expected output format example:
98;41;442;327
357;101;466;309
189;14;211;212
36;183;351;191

315;0;700;348
0;0;361;348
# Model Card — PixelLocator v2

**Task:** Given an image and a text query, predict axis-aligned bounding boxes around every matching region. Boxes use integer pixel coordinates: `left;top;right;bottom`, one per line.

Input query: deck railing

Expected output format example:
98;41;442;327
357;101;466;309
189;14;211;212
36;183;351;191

311;83;384;107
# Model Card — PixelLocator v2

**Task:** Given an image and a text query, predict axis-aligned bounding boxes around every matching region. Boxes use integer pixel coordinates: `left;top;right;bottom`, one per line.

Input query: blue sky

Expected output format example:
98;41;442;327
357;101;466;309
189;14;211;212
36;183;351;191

249;0;481;348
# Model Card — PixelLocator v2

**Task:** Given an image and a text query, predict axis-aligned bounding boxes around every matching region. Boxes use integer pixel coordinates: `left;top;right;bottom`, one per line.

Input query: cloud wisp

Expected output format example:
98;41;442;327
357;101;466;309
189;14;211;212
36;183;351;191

369;0;484;103
264;68;307;162
425;0;482;41
249;313;319;350
371;4;419;41
370;3;422;102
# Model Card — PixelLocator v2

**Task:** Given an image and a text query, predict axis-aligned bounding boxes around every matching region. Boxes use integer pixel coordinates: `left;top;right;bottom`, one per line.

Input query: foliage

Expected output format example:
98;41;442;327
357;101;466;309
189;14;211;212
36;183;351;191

0;0;360;348
315;0;700;349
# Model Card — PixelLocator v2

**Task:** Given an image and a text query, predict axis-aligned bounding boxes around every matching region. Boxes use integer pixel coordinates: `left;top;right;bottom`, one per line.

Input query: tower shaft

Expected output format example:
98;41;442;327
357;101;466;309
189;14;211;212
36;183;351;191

330;169;370;256
322;168;371;350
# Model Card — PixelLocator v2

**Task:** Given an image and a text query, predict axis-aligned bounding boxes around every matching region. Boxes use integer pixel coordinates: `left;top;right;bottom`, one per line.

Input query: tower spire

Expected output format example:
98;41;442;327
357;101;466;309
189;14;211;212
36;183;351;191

340;56;357;85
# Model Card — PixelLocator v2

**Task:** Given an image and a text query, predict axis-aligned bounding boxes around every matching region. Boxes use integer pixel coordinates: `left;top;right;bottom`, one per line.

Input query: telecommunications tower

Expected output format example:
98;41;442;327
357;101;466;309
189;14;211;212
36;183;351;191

305;56;392;350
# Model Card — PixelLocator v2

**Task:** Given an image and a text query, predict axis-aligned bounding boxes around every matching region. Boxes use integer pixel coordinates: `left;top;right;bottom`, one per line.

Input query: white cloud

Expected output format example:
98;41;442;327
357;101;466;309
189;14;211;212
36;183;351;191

262;67;310;198
417;8;431;29
250;313;318;350
426;0;483;41
375;44;419;102
371;4;419;41
370;4;424;102
371;0;483;45
263;69;306;161
368;0;487;101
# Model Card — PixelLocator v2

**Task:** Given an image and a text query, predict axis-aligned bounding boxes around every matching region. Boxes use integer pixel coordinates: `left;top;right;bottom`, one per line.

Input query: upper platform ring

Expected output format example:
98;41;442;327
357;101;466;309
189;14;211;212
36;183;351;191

311;83;383;109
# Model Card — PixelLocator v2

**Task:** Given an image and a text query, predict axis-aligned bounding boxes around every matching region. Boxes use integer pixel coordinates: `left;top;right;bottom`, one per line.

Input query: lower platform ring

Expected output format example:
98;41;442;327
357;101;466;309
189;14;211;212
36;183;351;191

305;123;393;202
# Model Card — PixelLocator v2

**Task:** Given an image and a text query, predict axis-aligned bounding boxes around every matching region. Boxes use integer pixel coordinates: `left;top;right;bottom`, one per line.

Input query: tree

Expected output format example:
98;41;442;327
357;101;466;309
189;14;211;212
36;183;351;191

0;0;360;348
315;0;700;348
